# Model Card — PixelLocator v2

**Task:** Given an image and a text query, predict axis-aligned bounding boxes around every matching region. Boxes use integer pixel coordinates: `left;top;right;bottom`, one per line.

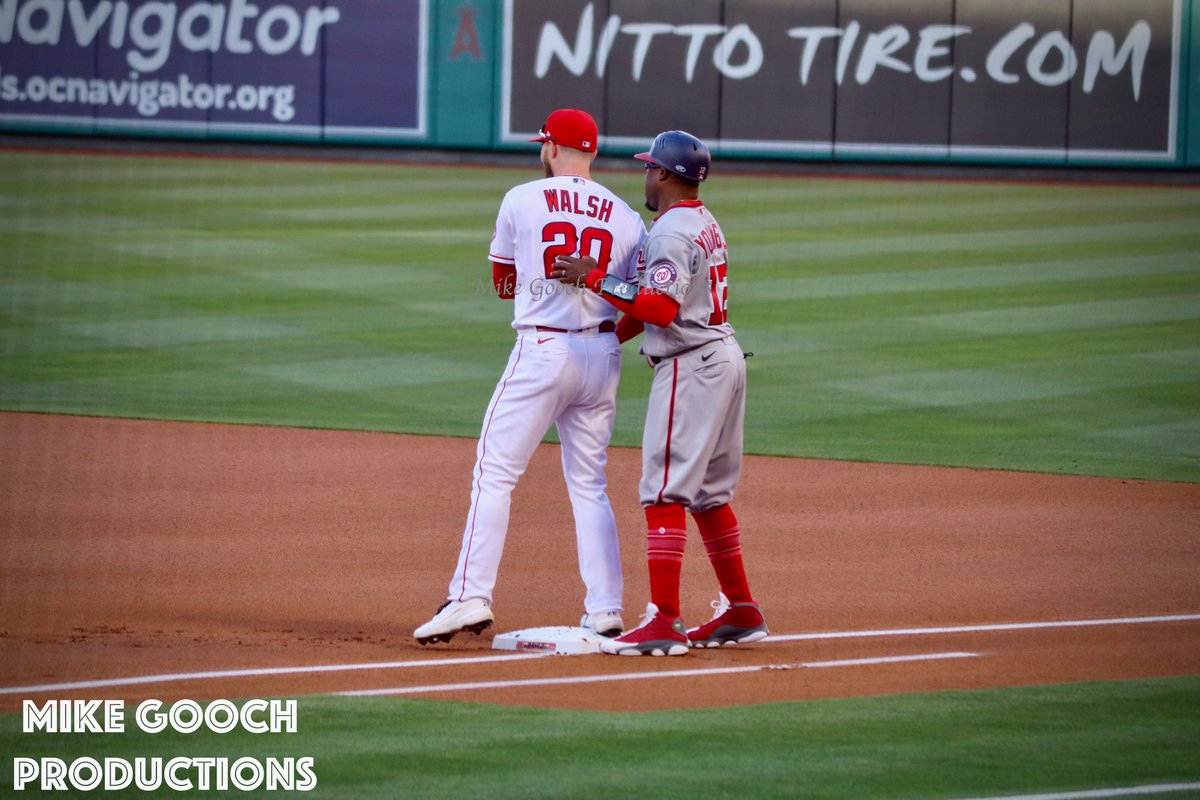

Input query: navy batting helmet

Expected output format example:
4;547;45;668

635;130;710;182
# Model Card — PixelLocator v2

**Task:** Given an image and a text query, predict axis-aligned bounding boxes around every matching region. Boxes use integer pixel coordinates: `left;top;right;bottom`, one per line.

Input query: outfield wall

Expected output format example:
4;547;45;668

1;0;1197;167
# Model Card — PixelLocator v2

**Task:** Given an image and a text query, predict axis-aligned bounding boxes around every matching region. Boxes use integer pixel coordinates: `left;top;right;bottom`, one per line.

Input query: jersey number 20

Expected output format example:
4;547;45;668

542;222;614;278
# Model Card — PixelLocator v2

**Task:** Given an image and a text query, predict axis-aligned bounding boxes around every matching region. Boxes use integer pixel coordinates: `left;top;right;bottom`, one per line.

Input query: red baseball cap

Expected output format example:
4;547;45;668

529;108;598;153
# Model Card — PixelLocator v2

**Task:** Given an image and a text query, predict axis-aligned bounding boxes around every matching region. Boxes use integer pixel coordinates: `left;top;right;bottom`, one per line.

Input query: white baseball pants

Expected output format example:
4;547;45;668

448;329;624;615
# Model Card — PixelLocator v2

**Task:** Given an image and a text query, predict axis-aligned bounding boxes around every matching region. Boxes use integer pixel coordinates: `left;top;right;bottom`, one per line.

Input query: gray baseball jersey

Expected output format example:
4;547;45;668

636;201;745;512
636;200;732;359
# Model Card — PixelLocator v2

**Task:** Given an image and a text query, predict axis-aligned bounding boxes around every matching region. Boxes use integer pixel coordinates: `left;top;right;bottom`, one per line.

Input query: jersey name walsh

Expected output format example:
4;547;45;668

543;189;614;223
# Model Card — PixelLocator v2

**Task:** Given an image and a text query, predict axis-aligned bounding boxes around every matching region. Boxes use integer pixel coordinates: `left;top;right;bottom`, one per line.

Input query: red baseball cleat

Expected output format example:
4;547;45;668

599;603;689;656
687;593;768;647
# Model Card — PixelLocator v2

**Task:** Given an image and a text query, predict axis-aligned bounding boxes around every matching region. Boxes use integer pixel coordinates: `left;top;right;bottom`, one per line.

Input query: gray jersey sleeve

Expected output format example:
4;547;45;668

640;228;695;302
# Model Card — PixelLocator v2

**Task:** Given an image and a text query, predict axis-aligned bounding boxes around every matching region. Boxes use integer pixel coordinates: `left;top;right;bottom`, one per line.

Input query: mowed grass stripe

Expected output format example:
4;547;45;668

737;218;1199;262
721;192;1196;232
0;150;1196;480
918;294;1200;335
826;350;1198;409
266;199;502;222
739;252;1199;301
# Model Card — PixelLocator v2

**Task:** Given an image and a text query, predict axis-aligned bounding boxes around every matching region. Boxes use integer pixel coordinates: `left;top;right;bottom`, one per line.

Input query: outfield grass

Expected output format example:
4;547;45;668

1;151;1197;481
2;678;1198;799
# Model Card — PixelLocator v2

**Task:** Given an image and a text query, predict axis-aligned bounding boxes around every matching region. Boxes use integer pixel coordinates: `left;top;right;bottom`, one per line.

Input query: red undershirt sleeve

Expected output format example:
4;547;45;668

492;261;517;299
615;314;644;344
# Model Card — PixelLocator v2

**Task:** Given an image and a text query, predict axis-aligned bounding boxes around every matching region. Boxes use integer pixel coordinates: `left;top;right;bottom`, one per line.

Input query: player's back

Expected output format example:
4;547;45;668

491;175;645;331
639;201;733;358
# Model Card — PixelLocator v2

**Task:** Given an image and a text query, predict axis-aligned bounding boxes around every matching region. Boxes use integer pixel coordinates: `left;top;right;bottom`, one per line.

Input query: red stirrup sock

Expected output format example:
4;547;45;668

645;502;687;619
694;504;753;604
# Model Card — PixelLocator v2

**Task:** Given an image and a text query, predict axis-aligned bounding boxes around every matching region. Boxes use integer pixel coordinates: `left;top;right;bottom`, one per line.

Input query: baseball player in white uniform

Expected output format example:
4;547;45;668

551;130;768;656
415;109;646;645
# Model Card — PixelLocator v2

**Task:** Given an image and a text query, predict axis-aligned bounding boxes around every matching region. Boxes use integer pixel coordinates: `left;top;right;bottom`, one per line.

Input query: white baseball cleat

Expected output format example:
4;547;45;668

580;611;625;638
414;598;494;645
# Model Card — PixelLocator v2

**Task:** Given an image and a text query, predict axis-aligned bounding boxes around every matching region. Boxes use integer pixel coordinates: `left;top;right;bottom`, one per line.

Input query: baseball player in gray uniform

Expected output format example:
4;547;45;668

551;130;768;656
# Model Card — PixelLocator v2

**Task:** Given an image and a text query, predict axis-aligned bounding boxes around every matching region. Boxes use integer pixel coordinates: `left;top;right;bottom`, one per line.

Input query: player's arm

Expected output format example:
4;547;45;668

551;255;680;328
491;261;517;300
488;192;518;300
615;313;644;344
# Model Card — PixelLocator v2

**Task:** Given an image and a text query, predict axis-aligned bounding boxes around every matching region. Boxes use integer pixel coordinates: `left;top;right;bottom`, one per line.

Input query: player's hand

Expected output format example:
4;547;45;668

550;255;597;286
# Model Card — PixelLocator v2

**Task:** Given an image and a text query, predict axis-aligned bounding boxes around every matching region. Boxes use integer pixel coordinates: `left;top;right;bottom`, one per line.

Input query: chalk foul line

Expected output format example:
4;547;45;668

337;652;979;697
951;782;1200;800
762;613;1200;643
2;612;1195;697
0;653;551;696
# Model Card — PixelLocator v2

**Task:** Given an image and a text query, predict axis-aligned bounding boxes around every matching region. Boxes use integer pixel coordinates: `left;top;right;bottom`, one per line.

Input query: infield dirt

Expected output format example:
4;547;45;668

1;412;1197;712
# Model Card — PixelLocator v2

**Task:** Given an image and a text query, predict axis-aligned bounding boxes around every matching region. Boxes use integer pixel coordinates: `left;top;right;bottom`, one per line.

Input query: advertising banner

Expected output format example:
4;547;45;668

0;0;427;139
503;0;1182;162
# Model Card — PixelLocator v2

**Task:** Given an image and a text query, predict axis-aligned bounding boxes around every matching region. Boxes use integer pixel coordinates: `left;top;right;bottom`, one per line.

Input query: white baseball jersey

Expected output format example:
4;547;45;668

636;200;733;358
445;173;645;616
490;175;645;330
